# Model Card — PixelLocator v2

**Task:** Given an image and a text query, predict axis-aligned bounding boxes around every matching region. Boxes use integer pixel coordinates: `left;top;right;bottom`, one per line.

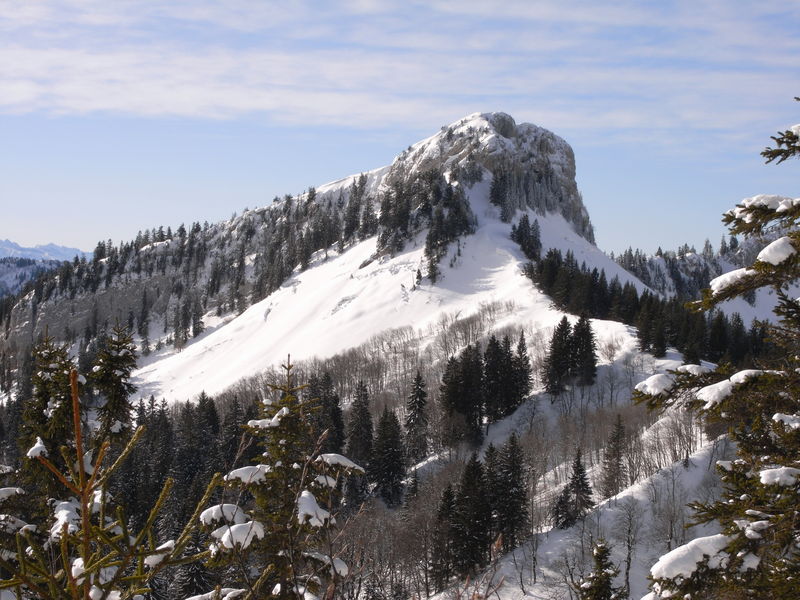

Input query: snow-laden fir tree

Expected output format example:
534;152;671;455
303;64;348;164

496;432;529;552
482;335;508;422
571;314;598;388
573;540;624;600
19;334;76;501
200;360;363;599
513;331;532;407
88;324;137;445
636;103;800;599
430;483;456;591
306;372;345;454
544;316;572;398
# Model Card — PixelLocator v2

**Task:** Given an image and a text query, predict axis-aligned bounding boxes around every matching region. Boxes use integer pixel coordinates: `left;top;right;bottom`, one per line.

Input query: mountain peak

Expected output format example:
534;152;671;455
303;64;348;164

394;111;594;242
309;112;593;243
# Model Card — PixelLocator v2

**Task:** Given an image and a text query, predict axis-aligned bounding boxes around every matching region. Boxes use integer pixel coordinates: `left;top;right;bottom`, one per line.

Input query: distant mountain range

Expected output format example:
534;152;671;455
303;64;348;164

0;239;87;262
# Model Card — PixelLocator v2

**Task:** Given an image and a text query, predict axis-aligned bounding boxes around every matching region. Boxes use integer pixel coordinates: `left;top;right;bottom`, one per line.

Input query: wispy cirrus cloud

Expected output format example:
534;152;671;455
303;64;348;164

0;0;797;152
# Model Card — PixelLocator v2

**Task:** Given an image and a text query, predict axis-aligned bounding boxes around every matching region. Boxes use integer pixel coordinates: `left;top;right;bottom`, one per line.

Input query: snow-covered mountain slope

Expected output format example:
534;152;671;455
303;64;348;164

0;239;86;261
133;176;645;402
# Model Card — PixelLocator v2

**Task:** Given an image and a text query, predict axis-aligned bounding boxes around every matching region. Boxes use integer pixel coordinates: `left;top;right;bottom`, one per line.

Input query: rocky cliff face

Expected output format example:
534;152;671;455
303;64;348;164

390;112;594;242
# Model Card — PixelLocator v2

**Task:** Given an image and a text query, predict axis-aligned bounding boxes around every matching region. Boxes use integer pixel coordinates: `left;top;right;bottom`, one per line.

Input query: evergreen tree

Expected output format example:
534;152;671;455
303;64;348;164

440;345;484;445
346;381;373;467
20;335;76;499
2;370;216;600
497;433;528;551
344;381;373;507
371;406;405;506
451;453;491;576
571;314;598;388
651;317;667;358
574;540;624;600
483;443;503;542
405;371;428;463
203;362;362;599
307;372;345;453
171;532;218;597
600;415;627;498
430;484;456;591
544;316;573;398
512;331;532;408
553;448;594;529
482;334;508;422
89;325;138;445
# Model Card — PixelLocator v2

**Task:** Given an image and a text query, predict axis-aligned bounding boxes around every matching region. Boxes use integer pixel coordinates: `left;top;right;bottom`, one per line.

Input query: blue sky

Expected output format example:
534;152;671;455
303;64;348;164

1;0;798;254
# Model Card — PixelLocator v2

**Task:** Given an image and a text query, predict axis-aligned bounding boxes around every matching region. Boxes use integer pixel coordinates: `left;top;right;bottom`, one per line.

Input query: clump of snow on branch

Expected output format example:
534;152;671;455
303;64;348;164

759;466;800;486
26;437;47;458
728;194;800;222
0;488;24;502
649;533;732;582
314;475;337;488
316;453;364;473
50;499;82;539
224;464;270;484
144;539;175;568
635;373;674;396
297;490;332;527
708;268;756;296
733;519;770;540
199;503;247;526
696;369;768;410
773;412;800;430
247;406;289;429
186;589;246;600
50;491;105;540
0;514;28;534
304;550;349;576
677;364;711;376
756;236;796;265
217;521;265;550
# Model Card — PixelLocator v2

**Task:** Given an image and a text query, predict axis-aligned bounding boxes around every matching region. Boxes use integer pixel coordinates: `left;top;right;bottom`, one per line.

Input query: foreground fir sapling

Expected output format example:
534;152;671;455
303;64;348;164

199;360;364;600
0;369;219;600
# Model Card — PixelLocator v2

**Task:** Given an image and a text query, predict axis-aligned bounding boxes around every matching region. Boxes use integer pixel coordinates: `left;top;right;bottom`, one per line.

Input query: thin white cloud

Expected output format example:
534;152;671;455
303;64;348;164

0;0;796;156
